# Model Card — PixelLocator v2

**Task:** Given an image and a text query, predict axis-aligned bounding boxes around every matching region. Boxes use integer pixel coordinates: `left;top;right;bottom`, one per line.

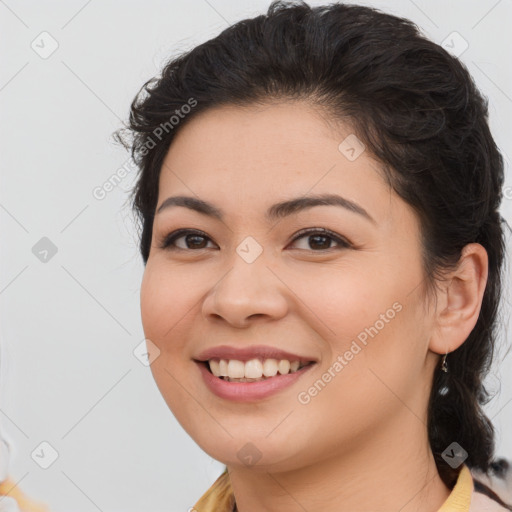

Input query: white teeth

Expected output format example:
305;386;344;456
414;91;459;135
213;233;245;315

278;360;290;375
227;360;245;378
207;358;309;380
219;359;228;377
263;359;278;377
245;359;263;378
209;359;220;376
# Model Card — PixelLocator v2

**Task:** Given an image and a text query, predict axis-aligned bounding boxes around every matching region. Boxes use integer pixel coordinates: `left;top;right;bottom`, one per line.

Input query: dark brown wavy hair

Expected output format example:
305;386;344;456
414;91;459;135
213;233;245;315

116;0;511;503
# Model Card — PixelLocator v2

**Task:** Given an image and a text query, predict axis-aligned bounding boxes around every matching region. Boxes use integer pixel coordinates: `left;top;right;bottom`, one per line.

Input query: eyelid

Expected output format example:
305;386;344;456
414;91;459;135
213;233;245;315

158;228;215;250
288;227;351;249
158;227;352;251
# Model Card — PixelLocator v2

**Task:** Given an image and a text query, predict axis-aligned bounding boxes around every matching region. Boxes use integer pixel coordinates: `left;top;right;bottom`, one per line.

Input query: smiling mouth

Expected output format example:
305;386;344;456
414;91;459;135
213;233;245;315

197;359;316;383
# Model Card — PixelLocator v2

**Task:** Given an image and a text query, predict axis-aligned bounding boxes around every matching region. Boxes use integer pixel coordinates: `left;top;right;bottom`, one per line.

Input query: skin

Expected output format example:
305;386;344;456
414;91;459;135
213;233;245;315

140;101;488;512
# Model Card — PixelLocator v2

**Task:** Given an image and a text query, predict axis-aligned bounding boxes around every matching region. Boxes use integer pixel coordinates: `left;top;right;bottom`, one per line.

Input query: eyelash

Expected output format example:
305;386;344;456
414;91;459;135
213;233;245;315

158;227;351;252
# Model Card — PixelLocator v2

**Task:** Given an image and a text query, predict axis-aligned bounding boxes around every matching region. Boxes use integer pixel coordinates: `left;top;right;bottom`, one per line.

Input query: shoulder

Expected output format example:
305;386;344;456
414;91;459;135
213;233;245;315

193;468;235;512
469;458;512;512
470;491;510;511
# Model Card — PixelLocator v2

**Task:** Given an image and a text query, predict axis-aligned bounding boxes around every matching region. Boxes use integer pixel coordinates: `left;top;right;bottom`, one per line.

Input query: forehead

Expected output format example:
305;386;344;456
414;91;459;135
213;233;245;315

158;101;389;219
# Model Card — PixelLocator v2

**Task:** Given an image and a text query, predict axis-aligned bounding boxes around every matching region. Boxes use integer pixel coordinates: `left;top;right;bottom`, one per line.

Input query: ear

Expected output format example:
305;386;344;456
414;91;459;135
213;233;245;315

428;243;489;355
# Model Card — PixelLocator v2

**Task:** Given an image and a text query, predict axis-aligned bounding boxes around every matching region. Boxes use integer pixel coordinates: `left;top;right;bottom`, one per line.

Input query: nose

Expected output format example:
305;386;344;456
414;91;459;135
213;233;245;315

201;250;289;328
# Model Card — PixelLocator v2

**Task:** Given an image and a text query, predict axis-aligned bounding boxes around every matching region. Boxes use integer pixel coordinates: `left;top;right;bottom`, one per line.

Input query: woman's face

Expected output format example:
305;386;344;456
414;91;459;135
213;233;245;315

140;101;440;472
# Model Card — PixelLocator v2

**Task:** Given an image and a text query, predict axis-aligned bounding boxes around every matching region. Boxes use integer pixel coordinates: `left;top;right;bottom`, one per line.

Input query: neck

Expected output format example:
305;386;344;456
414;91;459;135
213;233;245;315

227;413;451;512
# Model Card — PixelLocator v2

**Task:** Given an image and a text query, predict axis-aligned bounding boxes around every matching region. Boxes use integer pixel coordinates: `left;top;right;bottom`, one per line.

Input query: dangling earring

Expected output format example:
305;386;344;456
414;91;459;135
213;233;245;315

441;352;448;373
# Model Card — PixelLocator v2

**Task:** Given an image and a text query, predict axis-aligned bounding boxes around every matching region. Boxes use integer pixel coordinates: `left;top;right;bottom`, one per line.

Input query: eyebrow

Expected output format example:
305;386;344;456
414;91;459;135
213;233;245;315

156;193;376;224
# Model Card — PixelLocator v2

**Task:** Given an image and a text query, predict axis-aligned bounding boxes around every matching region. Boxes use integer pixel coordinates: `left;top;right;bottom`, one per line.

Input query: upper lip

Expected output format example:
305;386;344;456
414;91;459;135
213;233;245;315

194;344;318;364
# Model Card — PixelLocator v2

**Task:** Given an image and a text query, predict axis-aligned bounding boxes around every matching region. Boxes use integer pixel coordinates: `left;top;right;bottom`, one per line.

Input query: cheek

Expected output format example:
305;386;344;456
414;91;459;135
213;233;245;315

140;264;167;339
140;262;190;382
288;262;393;351
140;262;197;416
140;260;198;341
289;261;424;395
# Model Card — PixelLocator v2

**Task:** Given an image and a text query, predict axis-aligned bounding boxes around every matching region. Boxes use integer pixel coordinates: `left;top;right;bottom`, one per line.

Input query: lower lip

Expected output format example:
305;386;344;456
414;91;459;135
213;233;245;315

195;361;316;402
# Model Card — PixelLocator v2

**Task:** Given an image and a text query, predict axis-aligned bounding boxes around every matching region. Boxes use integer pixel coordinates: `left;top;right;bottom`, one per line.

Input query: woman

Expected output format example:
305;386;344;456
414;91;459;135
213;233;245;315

117;1;511;510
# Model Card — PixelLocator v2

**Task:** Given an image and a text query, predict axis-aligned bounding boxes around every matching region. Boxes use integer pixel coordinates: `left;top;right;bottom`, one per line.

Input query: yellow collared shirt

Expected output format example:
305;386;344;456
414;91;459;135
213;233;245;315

193;464;511;512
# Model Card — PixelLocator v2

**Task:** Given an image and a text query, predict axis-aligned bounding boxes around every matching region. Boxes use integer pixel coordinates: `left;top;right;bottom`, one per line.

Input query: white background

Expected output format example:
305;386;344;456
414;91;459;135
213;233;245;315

1;1;511;511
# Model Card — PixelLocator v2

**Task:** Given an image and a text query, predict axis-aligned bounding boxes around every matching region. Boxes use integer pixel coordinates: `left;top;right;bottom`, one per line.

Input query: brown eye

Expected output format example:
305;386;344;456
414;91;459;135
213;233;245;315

159;227;351;252
289;228;351;251
159;229;216;251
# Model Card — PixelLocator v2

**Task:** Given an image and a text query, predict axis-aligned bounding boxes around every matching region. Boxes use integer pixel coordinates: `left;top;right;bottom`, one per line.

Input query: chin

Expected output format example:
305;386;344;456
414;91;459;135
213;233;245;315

194;433;309;473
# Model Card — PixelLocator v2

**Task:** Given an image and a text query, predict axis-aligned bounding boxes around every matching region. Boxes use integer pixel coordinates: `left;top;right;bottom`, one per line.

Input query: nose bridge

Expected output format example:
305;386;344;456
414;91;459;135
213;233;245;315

219;234;271;304
203;234;288;325
235;234;265;266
